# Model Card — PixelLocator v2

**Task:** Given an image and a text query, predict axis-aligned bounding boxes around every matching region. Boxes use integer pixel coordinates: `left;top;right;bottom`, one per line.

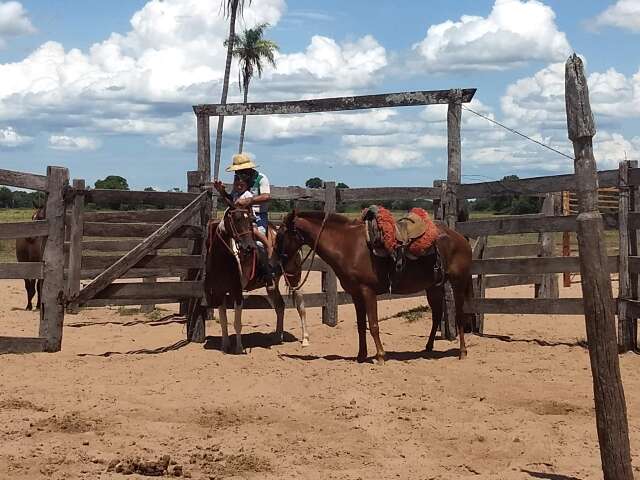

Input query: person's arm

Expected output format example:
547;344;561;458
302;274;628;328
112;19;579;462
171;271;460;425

213;180;234;205
235;174;271;207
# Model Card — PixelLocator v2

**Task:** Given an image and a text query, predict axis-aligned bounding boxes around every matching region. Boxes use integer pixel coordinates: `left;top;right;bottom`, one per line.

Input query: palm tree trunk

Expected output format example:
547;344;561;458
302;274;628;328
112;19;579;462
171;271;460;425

239;85;249;153
213;0;239;180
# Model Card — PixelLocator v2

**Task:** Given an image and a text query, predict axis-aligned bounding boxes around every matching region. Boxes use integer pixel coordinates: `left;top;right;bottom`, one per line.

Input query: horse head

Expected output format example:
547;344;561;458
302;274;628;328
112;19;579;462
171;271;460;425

221;206;258;288
275;211;305;273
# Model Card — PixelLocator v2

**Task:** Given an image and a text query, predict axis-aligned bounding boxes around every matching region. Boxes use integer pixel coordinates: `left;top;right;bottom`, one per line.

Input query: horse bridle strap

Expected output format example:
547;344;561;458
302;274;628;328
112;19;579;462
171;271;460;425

285;212;330;292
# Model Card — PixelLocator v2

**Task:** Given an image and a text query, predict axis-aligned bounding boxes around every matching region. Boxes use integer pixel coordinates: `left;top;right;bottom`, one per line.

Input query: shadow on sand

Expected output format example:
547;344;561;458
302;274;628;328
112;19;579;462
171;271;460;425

521;469;581;480
279;347;460;363
203;331;299;352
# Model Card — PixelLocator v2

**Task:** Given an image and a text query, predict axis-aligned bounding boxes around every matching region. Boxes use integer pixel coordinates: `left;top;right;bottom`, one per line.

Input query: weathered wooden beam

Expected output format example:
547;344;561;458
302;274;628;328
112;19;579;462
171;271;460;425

193;88;476;117
535;193;559;299
471;236;487;333
0;221;49;240
78;268;188;280
72;191;208;305
82;222;202;238
322;182;338;327
0;336;48;354
84;189;198;208
39;166;69;352
460;169;619;199
484;243;540;259
471;255;618;275
81;209;182;223
337;186;440;203
618;161;634;351
0;168;48;191
0;262;43;279
197;114;211;181
66;179;85;314
81;254;202;270
456;213;618;237
92;281;203;300
79;238;188;252
463;298;589;315
483;274;543;289
83;298;181;308
565;53;633;480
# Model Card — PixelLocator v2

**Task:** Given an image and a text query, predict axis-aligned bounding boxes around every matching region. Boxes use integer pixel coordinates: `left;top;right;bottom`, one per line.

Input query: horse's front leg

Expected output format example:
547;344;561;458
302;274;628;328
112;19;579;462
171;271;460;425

353;295;367;362
233;299;244;354
291;288;309;347
363;288;385;365
266;283;285;344
24;279;35;311
219;303;230;353
36;279;42;310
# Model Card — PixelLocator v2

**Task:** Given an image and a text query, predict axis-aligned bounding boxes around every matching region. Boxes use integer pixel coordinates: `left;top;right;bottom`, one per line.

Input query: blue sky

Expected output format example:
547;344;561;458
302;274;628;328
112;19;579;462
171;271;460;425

1;0;639;190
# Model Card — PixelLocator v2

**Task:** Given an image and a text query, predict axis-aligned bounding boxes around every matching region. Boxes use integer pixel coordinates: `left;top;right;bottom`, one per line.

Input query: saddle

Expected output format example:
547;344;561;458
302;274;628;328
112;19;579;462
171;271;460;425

362;205;446;284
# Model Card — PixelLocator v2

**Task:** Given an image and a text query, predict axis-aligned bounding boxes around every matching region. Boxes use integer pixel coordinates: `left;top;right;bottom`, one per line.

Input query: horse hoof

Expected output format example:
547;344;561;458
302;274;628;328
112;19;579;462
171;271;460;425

301;339;310;348
425;343;434;352
459;350;468;360
25;305;32;311
356;355;367;363
375;356;386;366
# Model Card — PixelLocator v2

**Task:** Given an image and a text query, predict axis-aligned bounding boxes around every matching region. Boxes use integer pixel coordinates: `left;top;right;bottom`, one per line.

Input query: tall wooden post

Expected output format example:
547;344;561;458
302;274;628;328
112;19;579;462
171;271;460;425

66;179;85;314
535;193;559;299
182;170;206;316
471;236;487;334
445;88;462;228
629;161;639;344
197;114;211;181
562;191;572;287
618;161;635;351
39;166;69;352
565;53;633;480
322;182;338;327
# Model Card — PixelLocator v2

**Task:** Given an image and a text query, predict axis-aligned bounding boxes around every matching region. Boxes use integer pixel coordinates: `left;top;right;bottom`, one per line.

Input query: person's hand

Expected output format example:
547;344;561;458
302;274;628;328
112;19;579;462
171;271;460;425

234;197;252;208
213;180;225;193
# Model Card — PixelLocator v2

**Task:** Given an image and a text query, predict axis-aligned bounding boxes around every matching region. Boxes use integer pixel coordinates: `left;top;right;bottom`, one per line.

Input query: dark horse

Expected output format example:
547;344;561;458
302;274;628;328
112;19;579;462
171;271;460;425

276;211;473;364
204;203;309;354
15;205;45;310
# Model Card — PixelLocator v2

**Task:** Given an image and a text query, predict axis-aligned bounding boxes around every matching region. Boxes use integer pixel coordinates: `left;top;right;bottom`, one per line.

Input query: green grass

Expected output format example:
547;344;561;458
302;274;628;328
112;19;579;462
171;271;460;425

0;209;34;262
383;305;431;323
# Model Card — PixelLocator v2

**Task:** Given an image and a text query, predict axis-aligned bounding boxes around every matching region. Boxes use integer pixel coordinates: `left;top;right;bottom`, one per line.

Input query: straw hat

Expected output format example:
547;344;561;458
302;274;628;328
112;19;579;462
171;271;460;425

226;153;257;172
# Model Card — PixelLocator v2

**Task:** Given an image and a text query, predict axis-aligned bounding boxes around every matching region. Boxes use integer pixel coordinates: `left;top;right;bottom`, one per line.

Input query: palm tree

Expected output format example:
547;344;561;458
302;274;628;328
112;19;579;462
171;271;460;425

213;0;252;180
226;23;278;153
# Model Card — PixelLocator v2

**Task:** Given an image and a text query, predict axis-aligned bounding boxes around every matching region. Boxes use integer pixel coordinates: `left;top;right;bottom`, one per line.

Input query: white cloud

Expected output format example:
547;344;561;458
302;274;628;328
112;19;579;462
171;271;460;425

593;0;640;33
48;135;100;151
412;0;570;71
594;132;640;169
0;1;35;48
344;147;426;169
0;126;31;147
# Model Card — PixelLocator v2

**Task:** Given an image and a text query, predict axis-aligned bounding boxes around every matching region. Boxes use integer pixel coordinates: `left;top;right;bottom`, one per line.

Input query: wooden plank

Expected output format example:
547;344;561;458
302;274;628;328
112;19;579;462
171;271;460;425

73;191;208;305
81;209;181;223
0;336;47;354
80;238;188;252
78;268;188;280
337;186;440;202
81;255;202;269
471;256;619;275
471;236;487;333
0;262;43;279
301;257;329;272
565;53;633;480
623;299;640;318
39;166;68;352
84;189;198;208
0;221;49;240
535;193;559;299
84;298;181;307
92;281;203;300
484;274;543;289
140;277;157;313
459;169;619;199
463;298;588;315
628;168;640;187
193;88;477;117
197;114;211;181
0;168;47;191
457;213;618;237
66;179;85;314
322;182;338;327
484;243;540;259
82;222;202;238
618;161;634;350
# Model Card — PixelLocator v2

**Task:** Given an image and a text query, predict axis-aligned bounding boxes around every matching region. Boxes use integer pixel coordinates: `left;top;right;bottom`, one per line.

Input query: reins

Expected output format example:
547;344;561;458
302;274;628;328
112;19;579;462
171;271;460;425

283;212;330;292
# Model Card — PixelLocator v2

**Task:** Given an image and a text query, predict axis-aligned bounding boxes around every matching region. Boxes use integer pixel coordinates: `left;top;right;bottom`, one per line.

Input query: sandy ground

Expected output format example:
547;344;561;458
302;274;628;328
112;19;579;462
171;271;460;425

2;275;640;480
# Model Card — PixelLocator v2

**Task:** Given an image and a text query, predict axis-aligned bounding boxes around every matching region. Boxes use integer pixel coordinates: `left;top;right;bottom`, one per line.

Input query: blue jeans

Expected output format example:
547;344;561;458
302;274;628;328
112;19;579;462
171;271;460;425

255;212;269;235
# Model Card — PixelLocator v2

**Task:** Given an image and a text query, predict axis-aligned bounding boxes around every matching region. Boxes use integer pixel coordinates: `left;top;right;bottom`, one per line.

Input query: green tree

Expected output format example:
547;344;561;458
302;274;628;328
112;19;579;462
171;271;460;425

0;187;12;208
227;23;278;153
213;0;253;180
337;182;349;189
95;176;129;190
144;187;156;192
305;177;323;189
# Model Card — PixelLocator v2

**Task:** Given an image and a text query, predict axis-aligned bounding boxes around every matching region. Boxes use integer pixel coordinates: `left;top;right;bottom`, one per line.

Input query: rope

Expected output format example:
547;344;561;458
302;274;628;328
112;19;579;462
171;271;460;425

461;105;574;161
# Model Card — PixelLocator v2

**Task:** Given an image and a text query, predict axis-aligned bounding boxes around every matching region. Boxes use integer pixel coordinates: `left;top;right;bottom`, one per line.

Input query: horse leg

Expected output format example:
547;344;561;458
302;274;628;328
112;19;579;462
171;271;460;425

36;279;42;310
219;304;230;353
425;286;444;352
452;278;469;360
24;279;35;310
234;301;244;354
291;288;309;347
363;288;385;365
353;296;368;362
267;284;285;344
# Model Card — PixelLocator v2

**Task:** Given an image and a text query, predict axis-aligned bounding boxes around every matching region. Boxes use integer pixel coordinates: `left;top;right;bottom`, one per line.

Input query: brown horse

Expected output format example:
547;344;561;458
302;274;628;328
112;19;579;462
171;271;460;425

276;211;473;364
204;206;309;354
15;205;45;310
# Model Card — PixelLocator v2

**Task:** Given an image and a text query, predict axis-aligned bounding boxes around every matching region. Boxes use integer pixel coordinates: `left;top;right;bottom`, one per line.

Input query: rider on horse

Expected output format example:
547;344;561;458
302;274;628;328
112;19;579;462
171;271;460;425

215;152;275;281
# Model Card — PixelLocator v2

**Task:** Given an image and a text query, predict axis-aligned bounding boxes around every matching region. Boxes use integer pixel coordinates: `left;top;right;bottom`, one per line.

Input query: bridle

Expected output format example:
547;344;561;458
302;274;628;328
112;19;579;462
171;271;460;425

279;212;330;292
216;207;258;283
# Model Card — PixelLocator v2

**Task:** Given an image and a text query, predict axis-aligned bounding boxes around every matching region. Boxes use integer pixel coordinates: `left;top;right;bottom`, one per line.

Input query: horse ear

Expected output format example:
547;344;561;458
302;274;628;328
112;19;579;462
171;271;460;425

285;210;297;229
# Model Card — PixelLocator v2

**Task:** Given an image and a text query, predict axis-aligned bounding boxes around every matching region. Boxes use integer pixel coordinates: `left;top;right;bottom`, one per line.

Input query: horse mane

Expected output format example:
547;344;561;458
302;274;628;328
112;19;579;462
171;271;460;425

295;210;359;225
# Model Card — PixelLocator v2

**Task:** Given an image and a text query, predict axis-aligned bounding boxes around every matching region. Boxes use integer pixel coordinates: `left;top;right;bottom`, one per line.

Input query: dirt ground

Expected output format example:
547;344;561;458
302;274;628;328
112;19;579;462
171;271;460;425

2;275;640;480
